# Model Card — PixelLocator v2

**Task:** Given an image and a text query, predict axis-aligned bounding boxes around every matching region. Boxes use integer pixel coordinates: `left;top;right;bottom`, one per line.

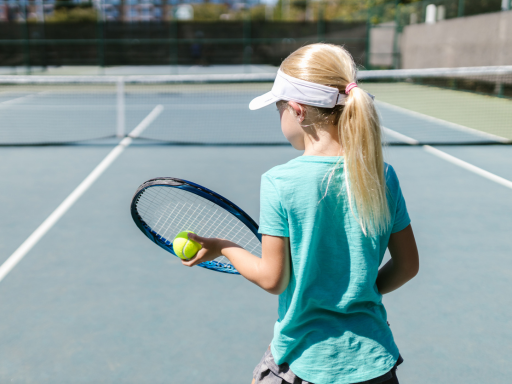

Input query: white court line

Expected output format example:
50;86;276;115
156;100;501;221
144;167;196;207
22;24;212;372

382;126;419;145
0;92;47;107
382;126;512;190
422;146;512;190
0;104;164;283
377;100;510;143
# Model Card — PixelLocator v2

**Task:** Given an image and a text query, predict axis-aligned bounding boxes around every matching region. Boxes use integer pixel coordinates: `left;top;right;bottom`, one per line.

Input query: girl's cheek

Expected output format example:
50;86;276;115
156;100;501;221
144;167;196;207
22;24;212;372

281;115;304;150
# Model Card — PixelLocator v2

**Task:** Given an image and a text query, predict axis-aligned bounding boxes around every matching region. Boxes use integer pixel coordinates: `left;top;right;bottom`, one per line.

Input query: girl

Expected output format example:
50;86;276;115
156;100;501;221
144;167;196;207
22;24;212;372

182;43;419;384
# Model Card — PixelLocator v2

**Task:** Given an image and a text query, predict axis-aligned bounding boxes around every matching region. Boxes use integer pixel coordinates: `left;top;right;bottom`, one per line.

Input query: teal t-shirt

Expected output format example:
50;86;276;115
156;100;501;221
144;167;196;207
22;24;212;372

259;156;410;384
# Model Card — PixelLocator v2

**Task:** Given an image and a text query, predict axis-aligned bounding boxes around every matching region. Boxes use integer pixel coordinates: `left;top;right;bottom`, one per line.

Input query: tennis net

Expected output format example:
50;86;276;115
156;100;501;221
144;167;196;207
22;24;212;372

0;66;511;146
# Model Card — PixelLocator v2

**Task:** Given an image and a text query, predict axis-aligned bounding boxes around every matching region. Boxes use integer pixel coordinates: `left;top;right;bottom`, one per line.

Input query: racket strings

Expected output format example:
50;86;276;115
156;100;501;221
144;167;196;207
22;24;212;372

136;186;262;267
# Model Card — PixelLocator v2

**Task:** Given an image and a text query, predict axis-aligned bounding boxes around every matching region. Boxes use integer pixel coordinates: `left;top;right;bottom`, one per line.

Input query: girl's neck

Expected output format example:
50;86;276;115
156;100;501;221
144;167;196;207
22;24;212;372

302;124;343;157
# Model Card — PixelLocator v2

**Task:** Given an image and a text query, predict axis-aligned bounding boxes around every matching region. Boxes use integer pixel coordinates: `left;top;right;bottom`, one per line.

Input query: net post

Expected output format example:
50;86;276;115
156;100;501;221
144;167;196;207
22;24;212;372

116;77;125;138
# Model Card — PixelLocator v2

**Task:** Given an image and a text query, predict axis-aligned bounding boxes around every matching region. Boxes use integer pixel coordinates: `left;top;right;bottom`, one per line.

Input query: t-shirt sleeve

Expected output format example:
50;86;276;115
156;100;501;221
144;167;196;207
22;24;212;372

386;164;411;234
258;173;289;237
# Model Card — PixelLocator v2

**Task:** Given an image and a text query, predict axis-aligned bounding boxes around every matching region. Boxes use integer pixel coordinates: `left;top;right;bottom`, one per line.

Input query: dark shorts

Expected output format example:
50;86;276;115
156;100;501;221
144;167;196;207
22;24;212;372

253;346;403;384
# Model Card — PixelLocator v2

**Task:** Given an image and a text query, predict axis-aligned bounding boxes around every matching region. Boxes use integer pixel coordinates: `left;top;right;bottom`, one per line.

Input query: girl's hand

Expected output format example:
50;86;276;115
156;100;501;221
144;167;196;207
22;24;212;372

180;233;237;267
181;233;291;295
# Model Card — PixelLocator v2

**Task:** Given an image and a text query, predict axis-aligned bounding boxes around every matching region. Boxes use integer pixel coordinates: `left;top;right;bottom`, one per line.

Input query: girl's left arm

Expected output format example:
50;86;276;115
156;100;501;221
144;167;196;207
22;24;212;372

182;233;291;295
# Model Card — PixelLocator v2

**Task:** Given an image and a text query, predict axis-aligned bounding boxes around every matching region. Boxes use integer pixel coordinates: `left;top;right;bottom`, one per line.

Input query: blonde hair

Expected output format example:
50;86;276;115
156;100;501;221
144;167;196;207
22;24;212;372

280;43;390;235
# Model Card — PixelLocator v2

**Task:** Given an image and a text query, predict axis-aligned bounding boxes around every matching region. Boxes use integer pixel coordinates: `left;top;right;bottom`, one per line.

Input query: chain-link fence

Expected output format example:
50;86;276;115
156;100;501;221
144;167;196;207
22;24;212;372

0;20;368;69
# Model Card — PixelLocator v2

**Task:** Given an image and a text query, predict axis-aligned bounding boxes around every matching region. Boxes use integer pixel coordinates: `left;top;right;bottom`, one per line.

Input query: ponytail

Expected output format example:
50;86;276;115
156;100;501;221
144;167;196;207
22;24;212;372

340;86;390;235
281;43;390;235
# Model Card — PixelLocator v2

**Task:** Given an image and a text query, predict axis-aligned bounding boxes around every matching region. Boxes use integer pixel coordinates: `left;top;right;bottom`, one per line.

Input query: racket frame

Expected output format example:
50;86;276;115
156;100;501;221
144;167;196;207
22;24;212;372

131;177;261;274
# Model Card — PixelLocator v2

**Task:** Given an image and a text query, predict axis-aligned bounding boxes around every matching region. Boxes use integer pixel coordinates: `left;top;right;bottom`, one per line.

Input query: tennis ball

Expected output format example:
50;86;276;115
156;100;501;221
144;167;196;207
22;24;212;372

173;230;202;260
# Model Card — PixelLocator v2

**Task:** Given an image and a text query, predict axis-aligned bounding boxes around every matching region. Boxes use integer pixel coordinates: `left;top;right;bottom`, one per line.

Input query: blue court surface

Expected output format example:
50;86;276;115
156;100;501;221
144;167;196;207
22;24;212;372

1;94;512;383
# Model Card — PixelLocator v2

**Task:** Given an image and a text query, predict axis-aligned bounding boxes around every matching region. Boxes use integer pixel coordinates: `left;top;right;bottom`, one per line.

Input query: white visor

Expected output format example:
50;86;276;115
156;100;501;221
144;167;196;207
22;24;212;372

249;69;348;110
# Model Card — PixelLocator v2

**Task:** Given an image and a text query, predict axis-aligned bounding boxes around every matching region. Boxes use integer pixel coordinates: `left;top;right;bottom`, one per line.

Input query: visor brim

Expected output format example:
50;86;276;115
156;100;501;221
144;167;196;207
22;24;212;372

249;92;280;110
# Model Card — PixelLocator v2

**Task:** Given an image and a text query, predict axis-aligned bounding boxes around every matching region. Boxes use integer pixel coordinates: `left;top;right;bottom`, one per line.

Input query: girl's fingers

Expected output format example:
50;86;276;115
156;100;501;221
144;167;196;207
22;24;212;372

181;248;206;267
187;232;204;244
180;236;220;268
181;258;198;267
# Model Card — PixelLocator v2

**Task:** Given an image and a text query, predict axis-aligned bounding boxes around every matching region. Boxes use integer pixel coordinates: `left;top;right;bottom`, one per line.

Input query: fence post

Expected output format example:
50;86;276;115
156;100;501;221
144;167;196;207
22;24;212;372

40;12;47;70
392;0;401;69
243;10;252;71
495;80;504;98
458;0;465;17
97;2;105;70
116;77;125;138
170;20;178;74
365;2;373;70
22;0;31;74
317;4;325;42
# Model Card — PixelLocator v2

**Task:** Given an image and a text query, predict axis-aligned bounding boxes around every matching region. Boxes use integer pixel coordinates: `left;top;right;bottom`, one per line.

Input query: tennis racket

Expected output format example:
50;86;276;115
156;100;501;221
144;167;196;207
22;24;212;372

130;177;262;274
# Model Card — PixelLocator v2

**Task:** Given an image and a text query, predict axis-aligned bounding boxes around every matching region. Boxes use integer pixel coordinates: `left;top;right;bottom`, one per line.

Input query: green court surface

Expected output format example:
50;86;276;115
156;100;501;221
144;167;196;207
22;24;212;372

362;82;512;140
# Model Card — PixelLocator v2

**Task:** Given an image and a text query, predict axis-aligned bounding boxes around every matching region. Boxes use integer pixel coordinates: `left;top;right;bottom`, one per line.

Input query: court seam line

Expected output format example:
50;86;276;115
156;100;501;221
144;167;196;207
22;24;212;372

0;104;164;284
382;127;512;190
377;100;509;143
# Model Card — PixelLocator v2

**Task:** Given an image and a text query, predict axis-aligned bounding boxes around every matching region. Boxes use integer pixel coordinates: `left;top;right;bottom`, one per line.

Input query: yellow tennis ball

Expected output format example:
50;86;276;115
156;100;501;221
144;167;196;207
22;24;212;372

173;230;202;260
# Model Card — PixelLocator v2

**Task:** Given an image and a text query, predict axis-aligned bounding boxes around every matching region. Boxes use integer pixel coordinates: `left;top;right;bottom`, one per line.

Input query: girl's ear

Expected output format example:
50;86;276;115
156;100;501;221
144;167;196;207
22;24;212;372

288;101;305;122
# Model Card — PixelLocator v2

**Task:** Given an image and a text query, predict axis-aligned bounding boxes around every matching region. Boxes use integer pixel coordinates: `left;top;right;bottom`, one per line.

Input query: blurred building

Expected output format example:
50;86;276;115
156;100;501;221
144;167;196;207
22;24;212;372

0;0;51;21
103;0;168;22
0;0;255;22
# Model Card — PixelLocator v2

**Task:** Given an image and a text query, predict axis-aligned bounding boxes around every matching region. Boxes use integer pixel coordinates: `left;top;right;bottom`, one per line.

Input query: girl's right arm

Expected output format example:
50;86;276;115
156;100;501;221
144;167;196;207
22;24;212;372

377;224;419;294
